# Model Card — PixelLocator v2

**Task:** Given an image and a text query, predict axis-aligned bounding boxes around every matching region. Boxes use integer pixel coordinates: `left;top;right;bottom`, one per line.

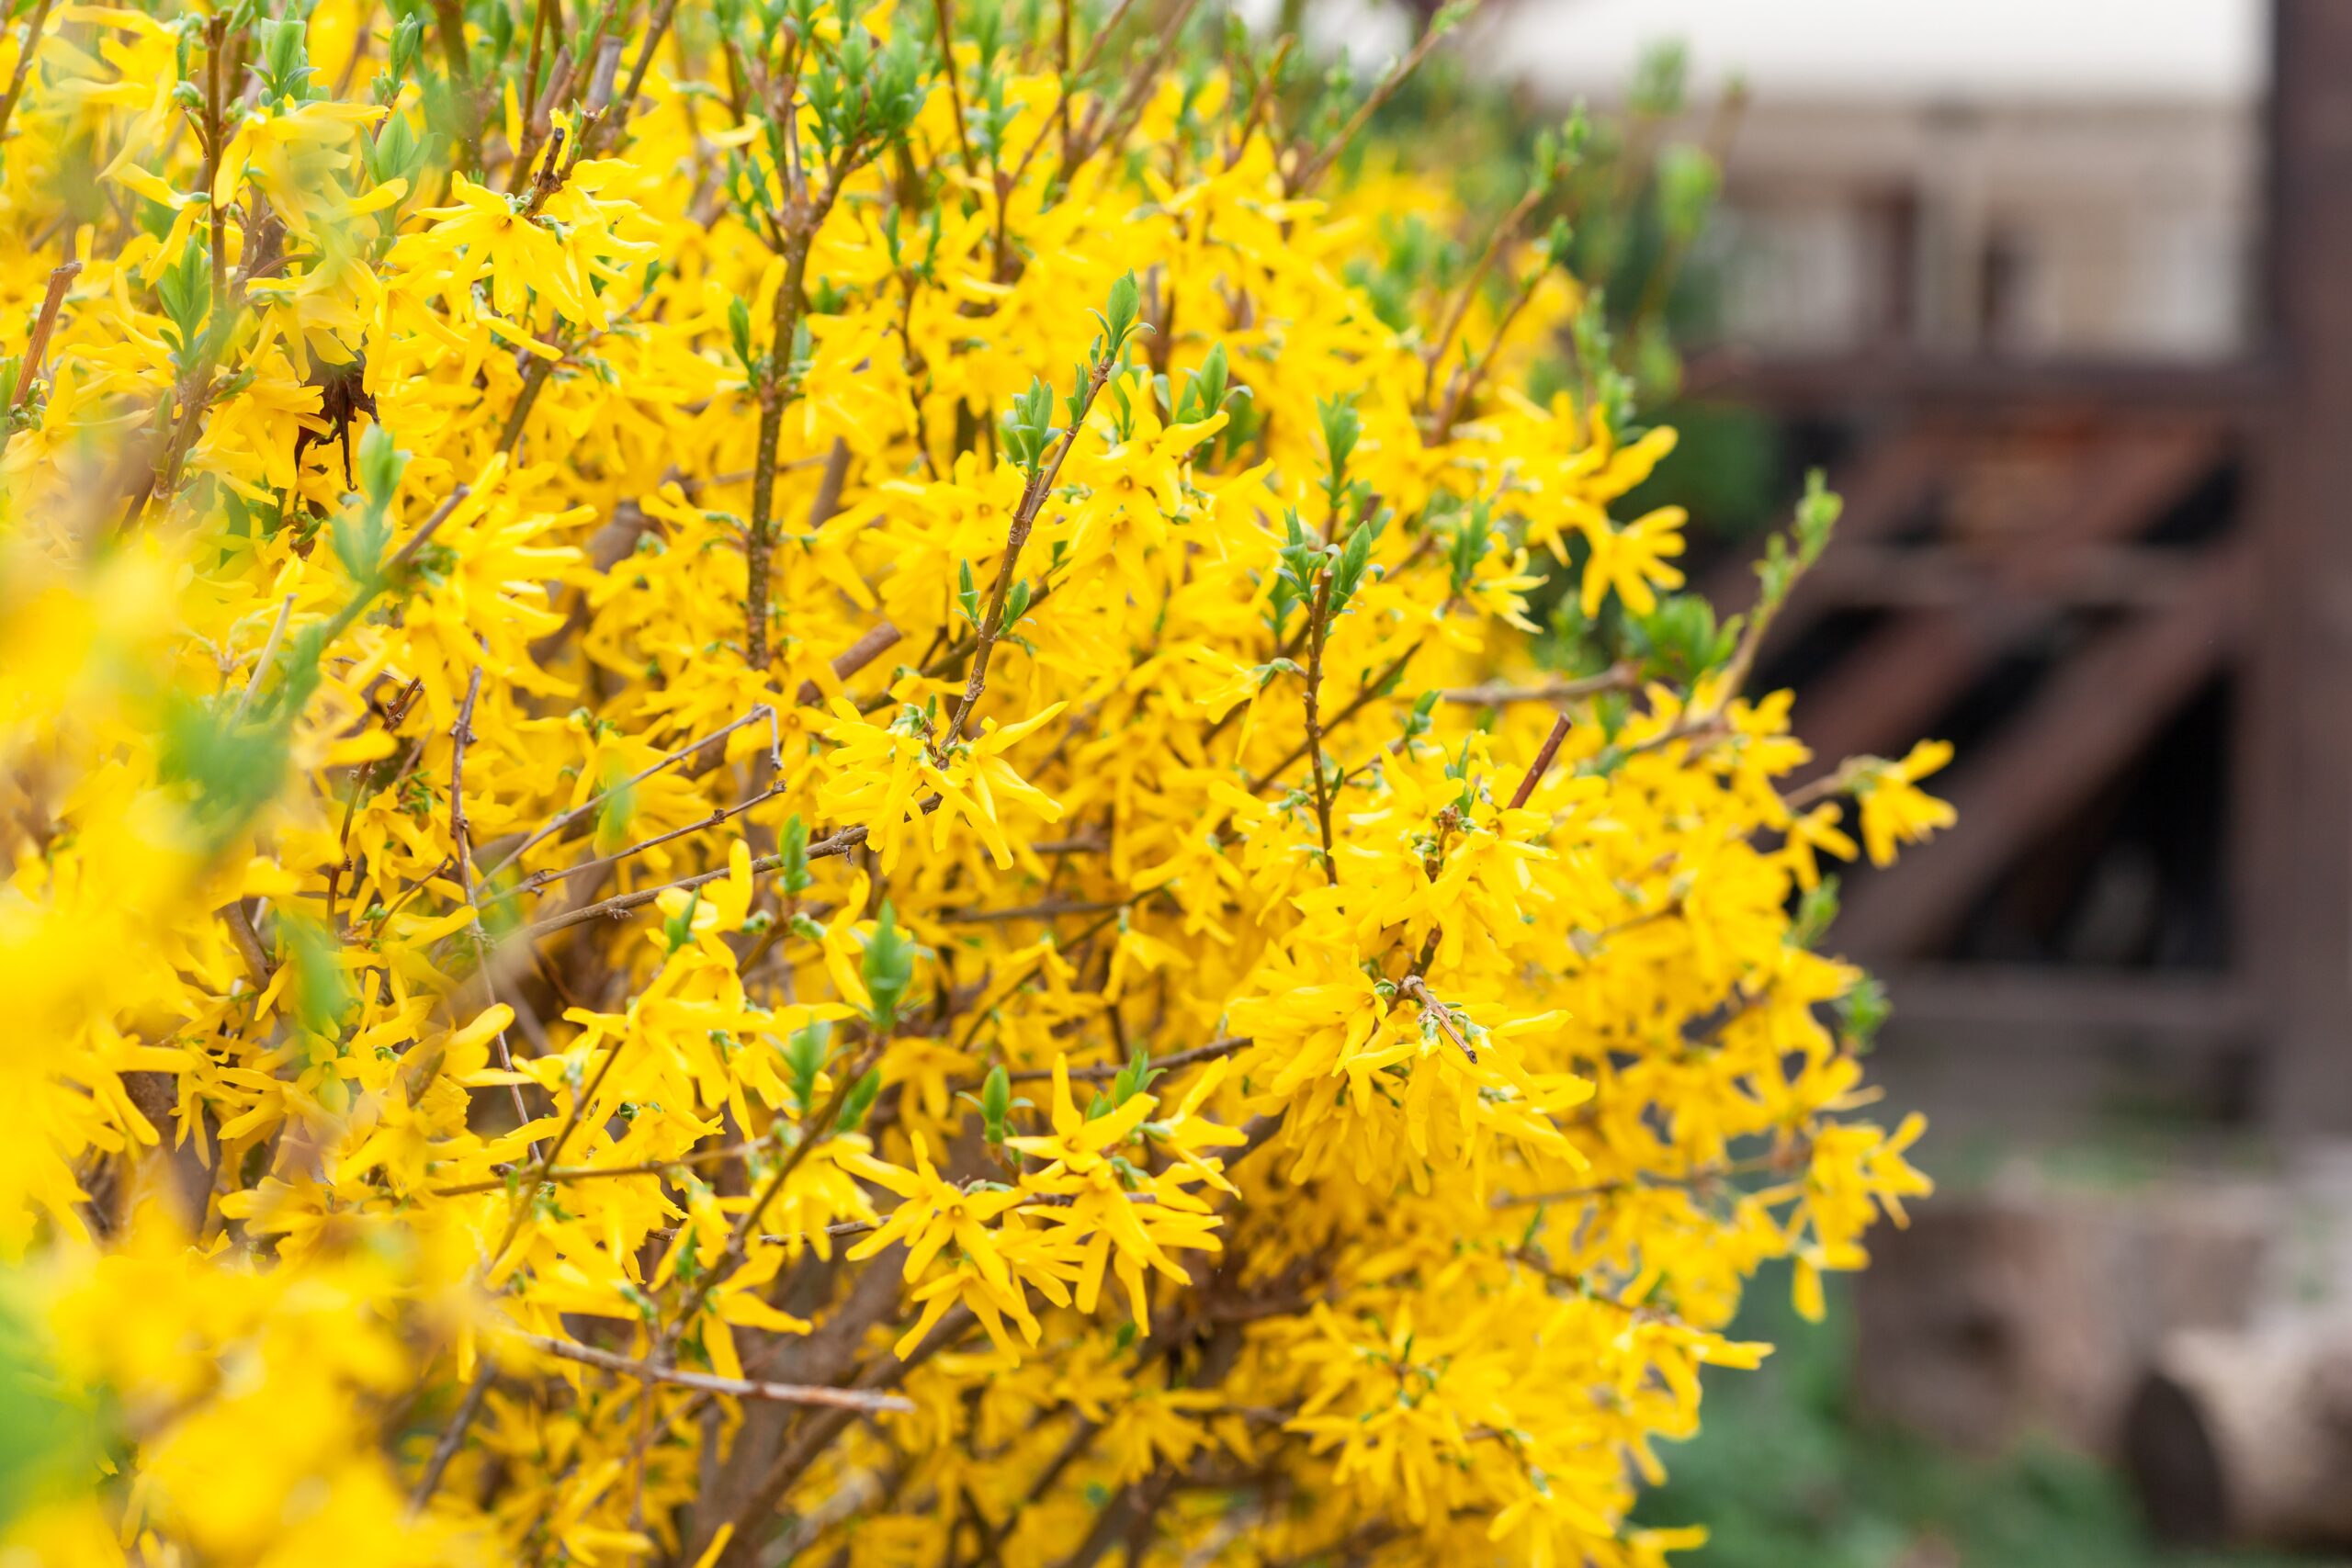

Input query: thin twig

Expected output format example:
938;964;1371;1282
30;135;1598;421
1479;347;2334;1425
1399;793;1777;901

1508;714;1571;810
1242;639;1423;793
480;705;778;885
514;789;782;897
1442;666;1634;707
311;487;472;650
449;668;537;1150
1001;1035;1250;1083
1397;976;1477;1065
228;593;295;724
1290;10;1468;193
1300;574;1339;882
929;0;979;181
12;258;77;409
514;815;879;942
947;350;1119;741
511;1330;916;1413
0;0;57;145
1489;1149;1798;1211
406;1360;494;1514
432;1139;758;1198
935;897;1126;926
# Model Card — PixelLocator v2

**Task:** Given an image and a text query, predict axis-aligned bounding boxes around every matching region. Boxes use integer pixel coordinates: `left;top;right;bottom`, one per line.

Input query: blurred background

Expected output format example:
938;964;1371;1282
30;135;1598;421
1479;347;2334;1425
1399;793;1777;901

1297;0;2352;1562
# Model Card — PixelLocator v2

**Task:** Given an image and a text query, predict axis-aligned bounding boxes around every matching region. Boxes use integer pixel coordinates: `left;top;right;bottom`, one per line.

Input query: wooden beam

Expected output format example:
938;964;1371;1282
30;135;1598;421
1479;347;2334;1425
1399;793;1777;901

2249;0;2352;1130
1808;544;2213;612
1697;420;1957;630
1794;428;2228;767
1690;350;2280;420
1839;547;2246;958
1877;965;2256;1056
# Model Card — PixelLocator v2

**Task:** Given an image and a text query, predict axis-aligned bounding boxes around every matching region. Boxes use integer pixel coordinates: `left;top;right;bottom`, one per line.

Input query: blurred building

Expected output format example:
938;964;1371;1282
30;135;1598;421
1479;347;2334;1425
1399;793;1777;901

1476;1;2352;1141
1484;0;2267;359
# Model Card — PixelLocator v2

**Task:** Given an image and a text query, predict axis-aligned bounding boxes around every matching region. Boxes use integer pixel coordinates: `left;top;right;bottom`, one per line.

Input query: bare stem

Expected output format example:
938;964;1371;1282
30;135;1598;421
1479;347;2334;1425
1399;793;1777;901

0;0;57;145
946;354;1118;741
480;705;779;884
1242;638;1424;794
12;258;77;409
1289;9;1467;193
449;668;537;1150
1001;1035;1250;1083
512;1330;915;1413
1301;574;1339;882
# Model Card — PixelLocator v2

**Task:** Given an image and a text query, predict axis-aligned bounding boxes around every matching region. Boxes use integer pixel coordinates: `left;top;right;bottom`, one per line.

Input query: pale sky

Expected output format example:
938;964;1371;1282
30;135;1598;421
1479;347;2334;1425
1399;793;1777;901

1474;0;2267;103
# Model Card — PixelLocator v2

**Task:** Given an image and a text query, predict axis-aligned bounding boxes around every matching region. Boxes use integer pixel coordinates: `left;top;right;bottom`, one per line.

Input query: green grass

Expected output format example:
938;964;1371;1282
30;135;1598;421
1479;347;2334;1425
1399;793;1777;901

1637;1269;2304;1568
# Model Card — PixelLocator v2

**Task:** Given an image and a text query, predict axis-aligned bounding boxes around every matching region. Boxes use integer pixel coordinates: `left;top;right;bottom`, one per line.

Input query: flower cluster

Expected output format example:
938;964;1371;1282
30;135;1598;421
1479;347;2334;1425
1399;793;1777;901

0;3;1939;1565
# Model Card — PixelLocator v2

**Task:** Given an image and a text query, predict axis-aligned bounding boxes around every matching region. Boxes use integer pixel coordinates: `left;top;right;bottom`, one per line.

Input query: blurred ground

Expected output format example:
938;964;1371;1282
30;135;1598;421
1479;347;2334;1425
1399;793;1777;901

1640;1266;2319;1568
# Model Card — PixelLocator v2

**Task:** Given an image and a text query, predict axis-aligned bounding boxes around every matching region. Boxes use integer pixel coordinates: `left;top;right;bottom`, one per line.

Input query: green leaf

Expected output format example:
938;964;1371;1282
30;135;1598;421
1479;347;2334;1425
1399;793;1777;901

783;1019;831;1113
779;815;812;896
860;900;922;1033
662;887;701;954
957;559;981;629
979;1064;1011;1143
1094;270;1143;355
835;1066;884;1132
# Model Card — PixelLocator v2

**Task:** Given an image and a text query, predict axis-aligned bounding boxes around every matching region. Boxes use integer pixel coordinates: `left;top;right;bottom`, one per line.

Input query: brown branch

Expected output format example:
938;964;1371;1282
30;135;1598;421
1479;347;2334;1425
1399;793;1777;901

0;0;56;145
1289;9;1467;193
497;353;559;450
513;816;879;942
1002;0;1141;193
311;487;472;650
1001;1035;1250;1083
1300;573;1340;882
1422;183;1543;409
431;1138;759;1198
745;137;854;670
1781;758;1868;812
1507;714;1571;811
1051;0;1204;184
511;1330;915;1413
665;1040;882;1343
449;667;537;1149
1442;665;1634;707
202;14;227;310
1398;976;1477;1065
708;1306;977;1568
513;790;783;897
428;0;470;84
584;0;678;154
796;616;899;705
406;1360;494;1514
935;897;1127;927
929;0;980;181
946;352;1119;741
221;898;272;987
1428;259;1546;443
480;705;777;884
12;258;77;409
1490;1145;1801;1211
1242;638;1424;794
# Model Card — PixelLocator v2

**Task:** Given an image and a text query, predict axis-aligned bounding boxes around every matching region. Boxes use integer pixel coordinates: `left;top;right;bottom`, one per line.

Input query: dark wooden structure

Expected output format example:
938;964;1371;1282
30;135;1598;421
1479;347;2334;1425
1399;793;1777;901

1696;0;2352;1131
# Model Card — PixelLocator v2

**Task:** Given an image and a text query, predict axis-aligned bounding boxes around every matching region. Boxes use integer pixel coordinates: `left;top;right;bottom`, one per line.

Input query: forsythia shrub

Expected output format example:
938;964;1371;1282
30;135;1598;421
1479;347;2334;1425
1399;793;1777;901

0;1;1951;1563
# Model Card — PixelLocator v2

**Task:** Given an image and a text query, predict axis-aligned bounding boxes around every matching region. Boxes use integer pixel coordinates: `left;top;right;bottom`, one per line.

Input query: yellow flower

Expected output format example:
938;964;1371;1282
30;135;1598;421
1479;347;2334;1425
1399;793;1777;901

1579;504;1689;617
1858;739;1959;865
0;6;1943;1562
